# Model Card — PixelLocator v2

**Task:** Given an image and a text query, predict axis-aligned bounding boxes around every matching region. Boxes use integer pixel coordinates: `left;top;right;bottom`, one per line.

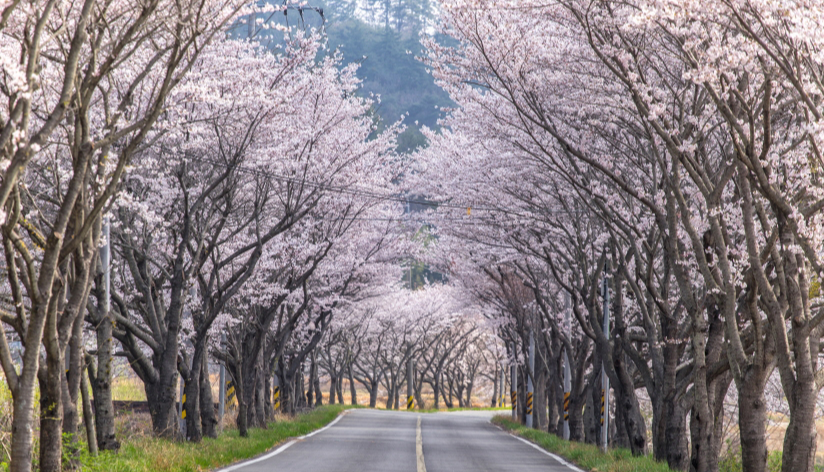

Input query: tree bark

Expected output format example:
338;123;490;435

200;360;218;439
38;345;64;472
348;364;358;405
183;343;205;442
80;365;98;457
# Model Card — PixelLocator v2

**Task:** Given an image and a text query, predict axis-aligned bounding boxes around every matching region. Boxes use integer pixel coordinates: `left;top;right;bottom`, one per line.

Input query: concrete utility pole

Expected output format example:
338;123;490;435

499;366;505;407
526;331;535;428
511;344;517;421
407;357;414;410
563;292;571;441
601;259;611;452
103;218;110;331
218;333;226;431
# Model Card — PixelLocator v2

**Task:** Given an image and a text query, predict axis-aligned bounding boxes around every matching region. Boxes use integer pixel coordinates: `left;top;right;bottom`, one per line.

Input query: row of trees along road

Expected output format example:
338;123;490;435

408;1;824;472
0;1;478;471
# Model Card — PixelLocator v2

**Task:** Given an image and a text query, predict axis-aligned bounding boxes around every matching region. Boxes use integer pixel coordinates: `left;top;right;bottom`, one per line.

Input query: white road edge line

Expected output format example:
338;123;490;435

217;410;350;472
487;418;584;472
509;434;586;472
416;415;427;472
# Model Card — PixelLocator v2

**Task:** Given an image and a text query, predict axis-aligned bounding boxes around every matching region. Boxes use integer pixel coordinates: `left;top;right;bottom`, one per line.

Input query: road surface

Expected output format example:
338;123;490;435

220;409;582;472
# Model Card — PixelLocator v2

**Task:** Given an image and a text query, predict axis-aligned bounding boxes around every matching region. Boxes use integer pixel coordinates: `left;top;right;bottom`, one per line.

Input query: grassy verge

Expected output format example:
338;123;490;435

492;415;673;472
79;405;350;472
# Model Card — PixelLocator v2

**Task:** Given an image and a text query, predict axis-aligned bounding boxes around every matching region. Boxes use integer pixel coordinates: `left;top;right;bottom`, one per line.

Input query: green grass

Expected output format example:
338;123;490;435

492;415;673;472
1;376;10;469
79;405;350;472
718;450;824;472
111;376;147;401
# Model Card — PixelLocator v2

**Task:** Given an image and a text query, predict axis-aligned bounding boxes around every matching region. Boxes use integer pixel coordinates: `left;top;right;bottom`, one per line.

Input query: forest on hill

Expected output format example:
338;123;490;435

245;0;452;153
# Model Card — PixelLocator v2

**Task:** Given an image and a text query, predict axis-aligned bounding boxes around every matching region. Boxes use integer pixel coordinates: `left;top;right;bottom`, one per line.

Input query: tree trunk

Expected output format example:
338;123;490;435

738;371;769;472
90;305;118;450
184;344;205;442
307;358;316;408
465;381;473;408
264;369;274;422
613;352;647;456
534;351;548;432
329;375;337;405
584;380;598;445
348;366;358;405
665;398;689;471
39;347;64;472
255;369;266;427
385;383;393;409
62;314;84;468
297;367;307;409
80;365;98;457
144;353;180;438
200;361;218;439
369;379;378;408
314;372;322;407
689;311;715;472
237;400;249;436
568;386;586;441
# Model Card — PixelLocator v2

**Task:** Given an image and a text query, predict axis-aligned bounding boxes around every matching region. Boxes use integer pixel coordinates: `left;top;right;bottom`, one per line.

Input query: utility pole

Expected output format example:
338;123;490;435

103;218;110;333
563;291;571;441
510;344;517;421
601;259;611;452
526;331;534;428
407;356;414;410
218;333;226;431
499;366;505;407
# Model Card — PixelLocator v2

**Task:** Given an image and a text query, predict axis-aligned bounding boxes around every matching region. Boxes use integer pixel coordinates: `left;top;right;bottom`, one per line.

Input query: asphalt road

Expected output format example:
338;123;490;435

220;409;581;472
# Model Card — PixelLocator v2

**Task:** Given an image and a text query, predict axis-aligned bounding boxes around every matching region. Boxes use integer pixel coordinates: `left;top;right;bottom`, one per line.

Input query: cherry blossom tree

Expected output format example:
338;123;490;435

0;1;244;470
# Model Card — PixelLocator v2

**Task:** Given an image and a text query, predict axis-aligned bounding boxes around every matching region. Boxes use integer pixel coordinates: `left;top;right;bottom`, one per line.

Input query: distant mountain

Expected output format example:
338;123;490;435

233;0;453;153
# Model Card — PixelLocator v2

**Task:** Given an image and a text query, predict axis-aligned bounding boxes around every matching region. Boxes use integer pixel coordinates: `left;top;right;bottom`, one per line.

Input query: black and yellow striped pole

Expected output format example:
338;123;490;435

179;380;187;437
526;391;534;418
407;357;414;410
273;375;281;411
526;330;535;428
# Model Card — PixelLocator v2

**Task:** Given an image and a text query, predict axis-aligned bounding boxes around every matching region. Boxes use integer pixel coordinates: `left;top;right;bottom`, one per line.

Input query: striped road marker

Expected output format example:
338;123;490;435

273;386;281;410
563;392;570;421
526;392;533;416
407;395;415;410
